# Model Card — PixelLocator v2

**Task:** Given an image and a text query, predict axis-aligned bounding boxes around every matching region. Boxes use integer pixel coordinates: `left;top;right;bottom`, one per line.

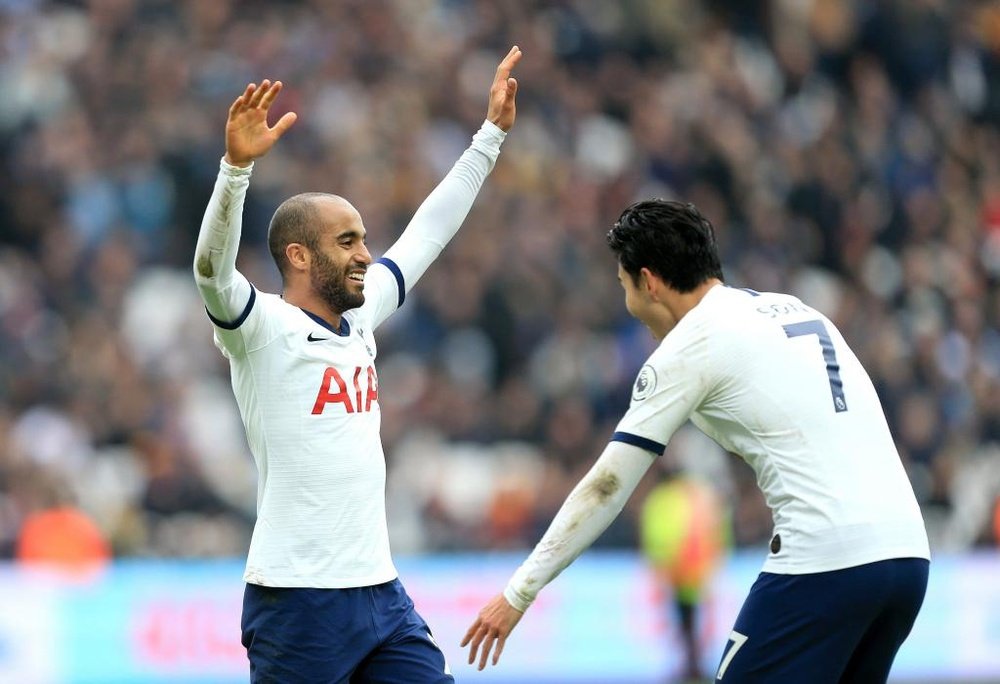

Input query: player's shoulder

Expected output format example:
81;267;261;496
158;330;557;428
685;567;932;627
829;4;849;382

706;286;822;326
710;285;804;308
683;286;809;358
678;285;761;336
211;289;301;356
340;308;375;341
254;290;302;321
245;290;332;343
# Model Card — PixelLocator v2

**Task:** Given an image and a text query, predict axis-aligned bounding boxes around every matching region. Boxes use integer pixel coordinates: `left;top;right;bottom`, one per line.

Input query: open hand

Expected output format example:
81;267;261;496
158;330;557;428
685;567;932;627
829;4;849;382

487;46;522;132
225;80;298;167
460;593;524;670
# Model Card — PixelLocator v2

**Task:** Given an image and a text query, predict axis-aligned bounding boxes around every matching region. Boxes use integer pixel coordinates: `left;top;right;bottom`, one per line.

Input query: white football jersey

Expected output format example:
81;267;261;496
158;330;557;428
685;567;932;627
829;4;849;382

613;284;929;573
193;121;506;588
211;264;402;587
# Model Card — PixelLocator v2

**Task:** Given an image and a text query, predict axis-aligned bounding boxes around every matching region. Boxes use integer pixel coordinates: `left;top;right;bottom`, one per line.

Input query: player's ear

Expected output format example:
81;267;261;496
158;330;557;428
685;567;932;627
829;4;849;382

285;243;310;273
639;267;659;298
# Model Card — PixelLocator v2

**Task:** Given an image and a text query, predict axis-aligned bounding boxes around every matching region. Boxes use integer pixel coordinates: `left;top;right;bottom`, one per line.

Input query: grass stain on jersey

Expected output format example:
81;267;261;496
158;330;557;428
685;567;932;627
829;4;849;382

196;254;214;278
560;470;622;537
586;470;621;503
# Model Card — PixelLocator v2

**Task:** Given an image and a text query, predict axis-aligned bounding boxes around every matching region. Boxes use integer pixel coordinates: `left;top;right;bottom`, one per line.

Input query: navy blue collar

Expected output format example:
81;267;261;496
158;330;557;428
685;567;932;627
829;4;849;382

301;308;350;336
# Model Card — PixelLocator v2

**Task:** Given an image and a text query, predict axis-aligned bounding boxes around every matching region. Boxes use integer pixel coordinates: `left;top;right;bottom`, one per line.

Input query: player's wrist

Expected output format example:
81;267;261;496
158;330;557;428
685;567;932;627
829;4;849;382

469;120;506;163
221;156;254;175
502;583;532;613
479;119;506;141
223;152;253;169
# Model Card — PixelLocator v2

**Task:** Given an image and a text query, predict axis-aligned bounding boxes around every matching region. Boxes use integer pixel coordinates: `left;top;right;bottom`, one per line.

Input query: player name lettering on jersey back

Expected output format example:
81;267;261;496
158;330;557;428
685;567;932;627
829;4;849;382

754;300;811;318
312;365;379;415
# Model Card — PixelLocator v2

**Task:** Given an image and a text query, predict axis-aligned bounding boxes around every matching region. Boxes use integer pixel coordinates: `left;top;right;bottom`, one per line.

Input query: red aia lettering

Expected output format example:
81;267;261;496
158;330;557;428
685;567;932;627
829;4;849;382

312;365;378;415
311;367;354;415
352;366;362;412
365;366;378;411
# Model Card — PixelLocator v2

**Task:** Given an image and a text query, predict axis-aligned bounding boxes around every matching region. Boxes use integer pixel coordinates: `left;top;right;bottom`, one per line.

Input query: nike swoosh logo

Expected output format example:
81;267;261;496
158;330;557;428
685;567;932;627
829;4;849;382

307;333;330;342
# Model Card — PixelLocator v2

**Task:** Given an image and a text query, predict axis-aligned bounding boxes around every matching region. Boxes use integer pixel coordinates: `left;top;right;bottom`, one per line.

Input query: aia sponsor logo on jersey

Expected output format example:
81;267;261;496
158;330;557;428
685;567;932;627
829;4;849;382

312;365;379;414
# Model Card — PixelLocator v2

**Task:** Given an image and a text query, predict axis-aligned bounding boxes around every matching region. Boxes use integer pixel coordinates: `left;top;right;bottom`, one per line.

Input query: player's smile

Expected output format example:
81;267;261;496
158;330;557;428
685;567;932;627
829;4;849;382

347;268;366;286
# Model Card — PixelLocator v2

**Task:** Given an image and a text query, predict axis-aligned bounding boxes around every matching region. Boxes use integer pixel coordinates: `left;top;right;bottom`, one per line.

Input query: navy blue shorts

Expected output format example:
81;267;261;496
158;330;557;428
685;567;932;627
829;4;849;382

241;579;454;683
715;557;929;683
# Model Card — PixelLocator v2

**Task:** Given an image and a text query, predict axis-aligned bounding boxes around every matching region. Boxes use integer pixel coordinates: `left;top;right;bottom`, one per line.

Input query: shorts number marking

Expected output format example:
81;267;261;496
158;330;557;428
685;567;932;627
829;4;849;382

716;630;749;680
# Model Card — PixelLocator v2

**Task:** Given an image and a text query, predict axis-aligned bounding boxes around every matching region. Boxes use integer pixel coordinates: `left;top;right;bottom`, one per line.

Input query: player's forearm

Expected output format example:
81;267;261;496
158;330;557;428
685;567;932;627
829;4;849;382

503;443;656;612
381;120;506;287
193;159;254;319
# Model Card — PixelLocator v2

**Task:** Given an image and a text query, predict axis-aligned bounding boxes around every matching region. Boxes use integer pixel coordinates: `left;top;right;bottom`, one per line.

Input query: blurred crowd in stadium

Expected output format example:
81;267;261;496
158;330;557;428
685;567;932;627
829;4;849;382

0;0;998;563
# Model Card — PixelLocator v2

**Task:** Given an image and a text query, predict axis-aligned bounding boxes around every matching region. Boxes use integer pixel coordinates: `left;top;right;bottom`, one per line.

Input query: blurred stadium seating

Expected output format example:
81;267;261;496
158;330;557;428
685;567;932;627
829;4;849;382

1;0;998;681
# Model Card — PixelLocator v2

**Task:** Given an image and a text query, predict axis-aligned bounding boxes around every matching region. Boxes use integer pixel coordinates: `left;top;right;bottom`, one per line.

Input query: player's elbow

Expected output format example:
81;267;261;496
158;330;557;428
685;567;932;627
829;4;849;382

193;251;217;284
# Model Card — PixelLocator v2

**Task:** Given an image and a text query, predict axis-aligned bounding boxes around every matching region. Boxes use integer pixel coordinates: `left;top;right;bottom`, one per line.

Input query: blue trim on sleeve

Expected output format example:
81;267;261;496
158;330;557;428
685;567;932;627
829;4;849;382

206;286;256;330
736;287;760;296
376;257;405;308
610;431;666;456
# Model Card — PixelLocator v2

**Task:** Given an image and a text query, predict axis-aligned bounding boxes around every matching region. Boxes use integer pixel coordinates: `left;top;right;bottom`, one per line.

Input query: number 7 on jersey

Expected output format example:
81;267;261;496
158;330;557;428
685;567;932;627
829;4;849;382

783;319;848;413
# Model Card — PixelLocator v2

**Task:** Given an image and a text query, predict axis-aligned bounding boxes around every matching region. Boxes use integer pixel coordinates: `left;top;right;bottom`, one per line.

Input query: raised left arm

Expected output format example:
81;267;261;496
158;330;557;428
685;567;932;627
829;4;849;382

365;47;521;327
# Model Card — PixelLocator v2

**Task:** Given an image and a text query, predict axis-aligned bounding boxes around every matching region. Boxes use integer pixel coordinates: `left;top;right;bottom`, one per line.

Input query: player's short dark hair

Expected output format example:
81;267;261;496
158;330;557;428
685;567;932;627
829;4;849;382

267;193;327;279
607;199;724;292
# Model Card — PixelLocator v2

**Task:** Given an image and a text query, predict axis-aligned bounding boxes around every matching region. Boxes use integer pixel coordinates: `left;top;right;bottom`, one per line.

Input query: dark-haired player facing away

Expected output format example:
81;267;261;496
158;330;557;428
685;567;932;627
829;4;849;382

464;199;929;683
194;47;521;682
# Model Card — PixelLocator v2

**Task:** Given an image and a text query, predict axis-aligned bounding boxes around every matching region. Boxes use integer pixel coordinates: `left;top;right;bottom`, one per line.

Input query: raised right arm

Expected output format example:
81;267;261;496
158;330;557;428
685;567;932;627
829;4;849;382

193;80;297;325
193;160;255;324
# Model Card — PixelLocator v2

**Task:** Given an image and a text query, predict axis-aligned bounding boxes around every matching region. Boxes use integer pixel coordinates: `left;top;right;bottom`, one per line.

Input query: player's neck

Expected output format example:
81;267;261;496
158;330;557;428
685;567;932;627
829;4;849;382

282;286;343;329
653;278;723;338
668;278;722;319
668;278;722;321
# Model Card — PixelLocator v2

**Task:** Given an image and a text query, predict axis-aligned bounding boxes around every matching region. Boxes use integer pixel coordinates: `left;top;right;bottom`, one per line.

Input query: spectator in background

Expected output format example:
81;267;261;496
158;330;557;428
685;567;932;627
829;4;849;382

14;465;110;572
639;468;728;683
993;497;1000;545
17;506;110;570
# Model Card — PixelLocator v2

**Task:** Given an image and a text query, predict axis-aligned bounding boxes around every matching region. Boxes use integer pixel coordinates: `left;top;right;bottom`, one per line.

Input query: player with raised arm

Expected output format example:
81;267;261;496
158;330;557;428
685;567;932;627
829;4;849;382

194;46;520;682
463;200;929;683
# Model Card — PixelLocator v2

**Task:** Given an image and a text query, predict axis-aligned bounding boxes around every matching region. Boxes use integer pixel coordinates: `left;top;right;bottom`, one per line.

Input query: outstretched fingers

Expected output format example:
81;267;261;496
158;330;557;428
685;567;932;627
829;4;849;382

492;633;508;667
224;79;295;164
228;79;295;131
506;76;518;98
271;111;298;137
486;45;521;131
477;631;497;670
461;620;498;671
260;80;284;109
461;621;482;663
494;45;522;85
229;83;256;117
248;79;271;108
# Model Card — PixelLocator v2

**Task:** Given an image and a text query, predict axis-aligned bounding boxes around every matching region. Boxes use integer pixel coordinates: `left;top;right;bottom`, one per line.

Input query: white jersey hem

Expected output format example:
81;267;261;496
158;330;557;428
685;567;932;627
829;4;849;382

243;567;399;589
761;539;930;575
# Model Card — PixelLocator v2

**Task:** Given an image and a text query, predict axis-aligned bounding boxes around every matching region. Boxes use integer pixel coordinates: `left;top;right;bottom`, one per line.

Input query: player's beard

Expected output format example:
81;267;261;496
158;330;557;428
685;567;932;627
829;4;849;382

311;249;365;313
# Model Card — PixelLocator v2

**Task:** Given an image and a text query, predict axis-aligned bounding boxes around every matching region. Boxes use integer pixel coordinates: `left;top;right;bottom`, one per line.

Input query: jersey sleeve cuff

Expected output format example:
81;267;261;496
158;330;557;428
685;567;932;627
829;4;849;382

375;257;406;309
610;431;666;456
470;120;506;162
220;157;254;177
502;584;532;613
